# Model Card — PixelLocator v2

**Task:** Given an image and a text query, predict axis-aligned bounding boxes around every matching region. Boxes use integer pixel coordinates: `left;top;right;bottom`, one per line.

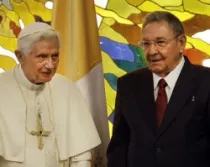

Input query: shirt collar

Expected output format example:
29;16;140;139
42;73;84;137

15;64;45;91
153;56;185;89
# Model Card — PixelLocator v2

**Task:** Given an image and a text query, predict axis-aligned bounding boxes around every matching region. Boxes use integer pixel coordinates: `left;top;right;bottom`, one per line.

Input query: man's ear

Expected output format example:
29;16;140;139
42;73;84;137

15;50;24;63
178;34;186;52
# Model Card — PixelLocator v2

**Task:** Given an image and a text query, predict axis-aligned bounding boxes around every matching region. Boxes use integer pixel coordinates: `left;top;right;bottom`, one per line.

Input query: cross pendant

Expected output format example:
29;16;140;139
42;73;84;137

30;113;50;150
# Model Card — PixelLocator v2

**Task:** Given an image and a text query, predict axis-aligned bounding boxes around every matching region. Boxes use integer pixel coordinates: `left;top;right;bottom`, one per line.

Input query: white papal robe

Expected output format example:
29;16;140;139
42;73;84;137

0;65;101;167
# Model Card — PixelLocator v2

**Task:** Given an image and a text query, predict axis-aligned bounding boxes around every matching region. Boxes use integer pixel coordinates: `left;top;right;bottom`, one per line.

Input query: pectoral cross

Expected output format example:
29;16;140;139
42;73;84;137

30;112;50;150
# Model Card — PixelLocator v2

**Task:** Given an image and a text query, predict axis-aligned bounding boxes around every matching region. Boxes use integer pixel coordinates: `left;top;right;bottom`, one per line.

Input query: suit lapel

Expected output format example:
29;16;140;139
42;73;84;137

135;68;157;136
157;58;197;138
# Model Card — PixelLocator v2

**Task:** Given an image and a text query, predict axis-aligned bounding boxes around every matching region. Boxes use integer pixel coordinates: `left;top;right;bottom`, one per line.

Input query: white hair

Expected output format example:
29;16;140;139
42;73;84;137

17;29;60;56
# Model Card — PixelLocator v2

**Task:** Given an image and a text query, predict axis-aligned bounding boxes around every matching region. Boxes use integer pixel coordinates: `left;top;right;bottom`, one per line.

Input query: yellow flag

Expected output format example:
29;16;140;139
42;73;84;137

51;0;102;81
51;0;110;166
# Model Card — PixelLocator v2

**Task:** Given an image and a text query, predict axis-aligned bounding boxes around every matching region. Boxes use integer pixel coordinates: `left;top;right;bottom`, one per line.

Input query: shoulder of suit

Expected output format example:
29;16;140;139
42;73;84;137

119;67;150;82
188;64;210;85
192;64;210;74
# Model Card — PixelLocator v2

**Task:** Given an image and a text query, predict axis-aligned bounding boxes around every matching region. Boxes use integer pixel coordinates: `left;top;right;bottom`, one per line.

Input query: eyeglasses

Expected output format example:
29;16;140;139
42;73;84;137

139;35;181;49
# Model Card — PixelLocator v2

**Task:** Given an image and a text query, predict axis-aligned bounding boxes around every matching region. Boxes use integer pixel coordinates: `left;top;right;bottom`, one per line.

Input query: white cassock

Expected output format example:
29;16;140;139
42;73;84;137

0;65;101;167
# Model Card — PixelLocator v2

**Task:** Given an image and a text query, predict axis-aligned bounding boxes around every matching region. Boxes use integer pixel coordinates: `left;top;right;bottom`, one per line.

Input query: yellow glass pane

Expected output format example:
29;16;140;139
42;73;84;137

11;0;35;25
0;55;17;71
107;0;140;18
23;0;52;21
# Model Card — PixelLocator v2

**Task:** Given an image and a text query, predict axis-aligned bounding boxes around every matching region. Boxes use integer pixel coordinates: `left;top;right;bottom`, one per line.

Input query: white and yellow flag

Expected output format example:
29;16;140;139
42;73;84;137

51;0;110;166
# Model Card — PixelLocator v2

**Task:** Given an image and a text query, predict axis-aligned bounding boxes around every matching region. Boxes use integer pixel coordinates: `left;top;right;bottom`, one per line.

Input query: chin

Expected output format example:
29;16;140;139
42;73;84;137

149;66;161;72
154;69;168;77
150;67;165;75
41;78;53;83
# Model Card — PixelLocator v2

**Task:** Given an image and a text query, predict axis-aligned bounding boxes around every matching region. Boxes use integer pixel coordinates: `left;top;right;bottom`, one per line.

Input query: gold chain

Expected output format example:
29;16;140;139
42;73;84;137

13;65;55;135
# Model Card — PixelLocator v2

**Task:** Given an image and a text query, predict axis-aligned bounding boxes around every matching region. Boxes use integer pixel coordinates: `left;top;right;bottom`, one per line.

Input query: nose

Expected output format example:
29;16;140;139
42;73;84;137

45;58;54;69
147;43;158;55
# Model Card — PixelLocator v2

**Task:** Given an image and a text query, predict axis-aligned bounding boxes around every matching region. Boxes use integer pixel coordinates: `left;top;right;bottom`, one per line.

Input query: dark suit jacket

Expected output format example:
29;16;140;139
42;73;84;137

107;57;210;167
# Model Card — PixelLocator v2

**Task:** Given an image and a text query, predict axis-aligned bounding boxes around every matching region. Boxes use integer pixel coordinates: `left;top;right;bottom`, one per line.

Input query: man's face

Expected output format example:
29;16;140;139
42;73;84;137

20;38;59;84
141;21;186;77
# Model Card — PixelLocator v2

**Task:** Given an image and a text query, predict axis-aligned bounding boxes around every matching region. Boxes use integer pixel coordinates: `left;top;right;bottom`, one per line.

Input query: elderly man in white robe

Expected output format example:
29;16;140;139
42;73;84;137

0;22;101;167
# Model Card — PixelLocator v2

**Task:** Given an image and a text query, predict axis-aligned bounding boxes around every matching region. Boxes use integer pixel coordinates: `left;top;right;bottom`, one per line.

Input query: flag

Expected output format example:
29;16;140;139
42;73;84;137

51;0;110;166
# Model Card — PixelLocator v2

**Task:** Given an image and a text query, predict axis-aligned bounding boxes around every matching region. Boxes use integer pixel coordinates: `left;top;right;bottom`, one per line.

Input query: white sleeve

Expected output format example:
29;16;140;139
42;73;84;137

69;151;92;167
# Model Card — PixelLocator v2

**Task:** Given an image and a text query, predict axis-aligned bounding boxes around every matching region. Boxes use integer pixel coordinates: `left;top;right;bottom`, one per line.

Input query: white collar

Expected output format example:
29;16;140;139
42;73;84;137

153;56;185;89
15;64;45;91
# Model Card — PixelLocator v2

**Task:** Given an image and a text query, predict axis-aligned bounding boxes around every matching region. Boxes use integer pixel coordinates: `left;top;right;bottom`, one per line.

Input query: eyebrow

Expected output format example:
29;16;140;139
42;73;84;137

36;52;60;56
52;52;60;56
36;53;48;57
148;36;166;39
142;36;169;42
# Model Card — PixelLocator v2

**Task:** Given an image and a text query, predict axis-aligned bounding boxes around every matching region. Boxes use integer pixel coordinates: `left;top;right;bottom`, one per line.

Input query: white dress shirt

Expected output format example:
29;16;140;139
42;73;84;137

153;56;185;102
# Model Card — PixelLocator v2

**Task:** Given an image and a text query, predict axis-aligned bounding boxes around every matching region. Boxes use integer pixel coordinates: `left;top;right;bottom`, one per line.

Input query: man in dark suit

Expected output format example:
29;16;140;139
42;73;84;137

107;11;210;167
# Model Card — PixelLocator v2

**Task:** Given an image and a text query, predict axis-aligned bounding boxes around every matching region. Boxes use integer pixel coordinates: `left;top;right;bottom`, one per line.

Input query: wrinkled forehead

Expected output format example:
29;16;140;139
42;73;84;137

18;22;54;40
142;21;174;40
29;39;60;54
